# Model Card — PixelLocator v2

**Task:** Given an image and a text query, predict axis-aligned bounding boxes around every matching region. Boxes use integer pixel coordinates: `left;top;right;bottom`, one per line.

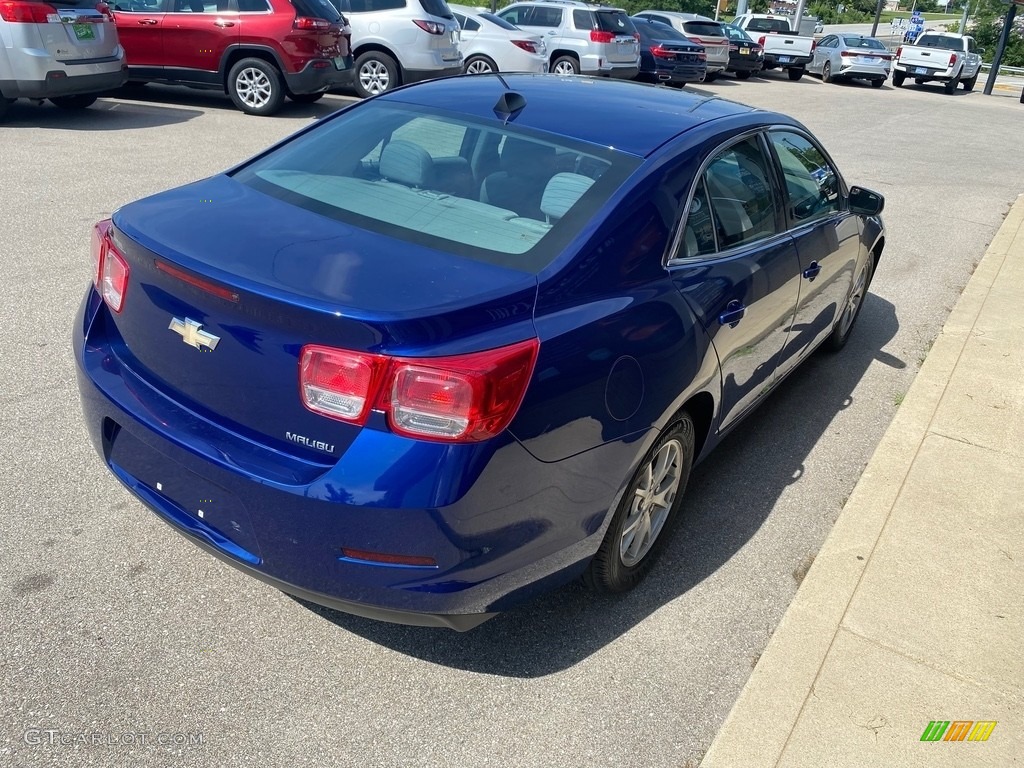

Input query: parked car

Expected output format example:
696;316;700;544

892;32;983;93
809;34;891;88
75;73;885;631
722;22;763;80
331;0;463;98
112;0;351;116
0;0;127;120
496;1;639;78
449;4;545;74
732;12;815;80
632;11;728;80
630;16;705;86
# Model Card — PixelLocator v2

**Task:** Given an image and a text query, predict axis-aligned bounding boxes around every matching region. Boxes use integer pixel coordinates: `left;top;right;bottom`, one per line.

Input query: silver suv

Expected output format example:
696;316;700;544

633;11;729;78
0;0;127;120
497;1;638;78
332;0;463;98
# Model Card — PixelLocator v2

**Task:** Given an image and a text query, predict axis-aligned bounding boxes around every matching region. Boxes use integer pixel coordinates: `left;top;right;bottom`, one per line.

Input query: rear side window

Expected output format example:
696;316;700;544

769;131;841;222
682;21;724;37
595;10;634;35
239;0;271;10
292;0;343;19
232;103;639;271
525;6;562;27
572;9;593;30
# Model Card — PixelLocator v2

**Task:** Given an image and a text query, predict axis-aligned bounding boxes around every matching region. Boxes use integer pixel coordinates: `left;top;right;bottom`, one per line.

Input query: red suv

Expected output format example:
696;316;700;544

112;0;351;115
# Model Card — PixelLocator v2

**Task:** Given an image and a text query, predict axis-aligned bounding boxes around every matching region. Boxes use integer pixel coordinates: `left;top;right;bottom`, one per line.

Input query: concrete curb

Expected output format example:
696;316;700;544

699;195;1024;767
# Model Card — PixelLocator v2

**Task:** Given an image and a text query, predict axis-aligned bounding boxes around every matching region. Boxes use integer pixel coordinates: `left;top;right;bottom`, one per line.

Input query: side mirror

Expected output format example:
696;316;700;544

849;186;884;216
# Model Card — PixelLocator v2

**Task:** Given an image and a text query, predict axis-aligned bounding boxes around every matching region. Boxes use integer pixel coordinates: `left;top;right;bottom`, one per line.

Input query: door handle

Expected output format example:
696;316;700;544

214;19;235;27
803;261;821;281
137;17;158;24
718;300;746;328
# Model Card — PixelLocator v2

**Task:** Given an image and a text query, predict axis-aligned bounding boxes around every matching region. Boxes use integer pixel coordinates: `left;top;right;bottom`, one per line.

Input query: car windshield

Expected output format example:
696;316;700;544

635;20;688;43
915;34;961;51
481;11;518;30
841;36;886;50
231;103;639;273
683;21;724;37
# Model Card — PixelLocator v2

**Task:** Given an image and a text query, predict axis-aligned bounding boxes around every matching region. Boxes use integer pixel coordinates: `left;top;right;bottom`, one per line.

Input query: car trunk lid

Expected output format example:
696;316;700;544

10;0;121;63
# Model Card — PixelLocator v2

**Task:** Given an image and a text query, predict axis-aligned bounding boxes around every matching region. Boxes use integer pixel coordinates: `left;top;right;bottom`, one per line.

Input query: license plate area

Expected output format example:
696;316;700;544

779;55;791;63
71;22;95;41
914;67;928;74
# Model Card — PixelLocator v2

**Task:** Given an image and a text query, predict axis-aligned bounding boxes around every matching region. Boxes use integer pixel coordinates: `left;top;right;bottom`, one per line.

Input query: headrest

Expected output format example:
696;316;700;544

541;173;595;220
500;138;556;174
380;140;433;188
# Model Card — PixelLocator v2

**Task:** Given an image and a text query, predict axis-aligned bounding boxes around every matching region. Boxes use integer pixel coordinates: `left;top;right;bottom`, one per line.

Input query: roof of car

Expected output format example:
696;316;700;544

379;74;762;157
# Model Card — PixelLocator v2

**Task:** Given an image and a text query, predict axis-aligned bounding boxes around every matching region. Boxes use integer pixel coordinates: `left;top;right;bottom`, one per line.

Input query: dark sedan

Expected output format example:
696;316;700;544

724;23;764;79
632;17;707;86
75;74;885;630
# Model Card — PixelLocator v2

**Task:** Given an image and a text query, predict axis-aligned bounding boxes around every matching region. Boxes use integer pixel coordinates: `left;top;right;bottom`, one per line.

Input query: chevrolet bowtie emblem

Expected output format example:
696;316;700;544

169;317;220;351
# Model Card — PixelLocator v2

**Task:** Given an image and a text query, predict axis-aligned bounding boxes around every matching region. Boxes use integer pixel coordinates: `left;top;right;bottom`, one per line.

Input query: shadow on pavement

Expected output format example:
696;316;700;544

0;95;204;130
107;83;356;118
298;293;903;678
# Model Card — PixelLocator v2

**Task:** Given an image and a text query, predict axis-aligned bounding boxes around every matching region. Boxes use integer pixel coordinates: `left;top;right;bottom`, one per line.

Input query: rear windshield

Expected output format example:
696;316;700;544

914;34;961;51
232;103;639;273
481;11;517;30
293;0;343;20
682;21;724;37
635;20;688;43
744;18;790;33
419;0;453;20
841;36;886;50
595;10;636;35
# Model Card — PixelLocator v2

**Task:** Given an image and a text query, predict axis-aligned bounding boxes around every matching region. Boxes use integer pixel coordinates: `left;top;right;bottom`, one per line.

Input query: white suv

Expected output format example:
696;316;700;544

0;0;127;120
332;0;463;98
497;1;639;79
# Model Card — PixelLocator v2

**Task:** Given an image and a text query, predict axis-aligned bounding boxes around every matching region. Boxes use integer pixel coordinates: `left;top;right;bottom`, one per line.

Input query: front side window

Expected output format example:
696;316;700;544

769;131;841;223
232;103;638;271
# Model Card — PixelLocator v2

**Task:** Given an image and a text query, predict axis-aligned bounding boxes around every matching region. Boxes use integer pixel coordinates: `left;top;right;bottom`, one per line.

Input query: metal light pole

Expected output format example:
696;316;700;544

983;2;1017;95
870;0;884;37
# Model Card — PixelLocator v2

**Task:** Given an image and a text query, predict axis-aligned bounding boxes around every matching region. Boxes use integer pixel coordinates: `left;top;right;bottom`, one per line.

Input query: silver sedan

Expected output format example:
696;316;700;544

808;34;892;88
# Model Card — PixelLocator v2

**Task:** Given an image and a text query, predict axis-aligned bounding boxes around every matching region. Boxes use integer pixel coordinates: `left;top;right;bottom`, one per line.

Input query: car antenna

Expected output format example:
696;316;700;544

493;75;526;123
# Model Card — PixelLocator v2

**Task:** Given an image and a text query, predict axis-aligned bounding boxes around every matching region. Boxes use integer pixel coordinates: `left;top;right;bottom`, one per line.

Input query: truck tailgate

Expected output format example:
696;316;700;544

759;34;814;58
898;46;954;70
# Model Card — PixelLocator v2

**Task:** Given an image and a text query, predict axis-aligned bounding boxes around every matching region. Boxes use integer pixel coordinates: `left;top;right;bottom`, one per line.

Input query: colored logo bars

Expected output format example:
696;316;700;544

920;721;997;742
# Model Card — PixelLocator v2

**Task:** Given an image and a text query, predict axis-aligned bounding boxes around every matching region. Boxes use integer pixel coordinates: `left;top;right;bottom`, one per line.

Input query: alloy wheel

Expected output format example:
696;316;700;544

234;67;273;110
619;439;683;567
359;60;391;95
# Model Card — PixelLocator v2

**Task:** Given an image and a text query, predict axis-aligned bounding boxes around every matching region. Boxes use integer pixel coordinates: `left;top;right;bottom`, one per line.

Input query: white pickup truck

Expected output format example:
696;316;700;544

893;32;984;93
731;13;816;81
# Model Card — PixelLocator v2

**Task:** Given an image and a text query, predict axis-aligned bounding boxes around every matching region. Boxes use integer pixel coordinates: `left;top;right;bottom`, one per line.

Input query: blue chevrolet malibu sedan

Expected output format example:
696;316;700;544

75;75;885;630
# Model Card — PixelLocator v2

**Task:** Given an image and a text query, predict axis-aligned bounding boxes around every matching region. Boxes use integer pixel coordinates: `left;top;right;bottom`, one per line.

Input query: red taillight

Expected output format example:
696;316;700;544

299;339;539;442
650;45;674;59
758;35;767;47
511;39;538;53
413;18;444;34
0;0;57;22
91;220;129;314
729;43;738;52
590;29;615;43
697;51;707;60
896;46;903;58
880;54;892;61
811;39;816;52
95;1;111;17
293;16;331;30
300;346;389;424
949;53;957;65
155;259;239;303
840;50;854;57
340;548;437;567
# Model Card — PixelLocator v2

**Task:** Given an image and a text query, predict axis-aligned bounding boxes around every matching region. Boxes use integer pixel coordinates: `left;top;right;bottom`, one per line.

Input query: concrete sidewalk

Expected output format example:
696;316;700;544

701;197;1024;767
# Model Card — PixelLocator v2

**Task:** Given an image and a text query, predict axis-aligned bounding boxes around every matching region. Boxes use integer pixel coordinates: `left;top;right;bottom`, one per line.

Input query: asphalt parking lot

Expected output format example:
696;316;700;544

3;75;1024;768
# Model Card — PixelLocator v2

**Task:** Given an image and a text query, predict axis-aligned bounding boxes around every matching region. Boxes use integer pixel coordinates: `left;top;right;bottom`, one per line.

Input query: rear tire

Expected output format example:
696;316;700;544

465;54;498;74
703;71;719;82
825;254;874;352
49;95;97;110
354;51;399;98
871;78;884;88
736;70;751;80
821;61;832;83
288;91;326;104
962;71;978;91
551;55;580;75
584;414;695;593
227;58;285;116
787;67;804;81
943;73;960;94
893;70;905;87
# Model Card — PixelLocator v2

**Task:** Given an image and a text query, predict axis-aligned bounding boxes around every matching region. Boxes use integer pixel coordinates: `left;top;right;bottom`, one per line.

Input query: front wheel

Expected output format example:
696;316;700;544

354;51;399;98
49;95;97;110
787;67;804;81
584;415;695;593
825;255;874;352
551;55;580;75
227;58;284;116
893;71;905;87
465;54;498;75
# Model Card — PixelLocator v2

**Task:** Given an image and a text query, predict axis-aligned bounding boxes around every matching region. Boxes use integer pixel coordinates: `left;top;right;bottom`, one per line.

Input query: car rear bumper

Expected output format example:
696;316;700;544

0;62;127;99
837;62;890;79
894;63;955;80
763;53;812;68
74;288;628;628
283;58;353;94
643;63;706;84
